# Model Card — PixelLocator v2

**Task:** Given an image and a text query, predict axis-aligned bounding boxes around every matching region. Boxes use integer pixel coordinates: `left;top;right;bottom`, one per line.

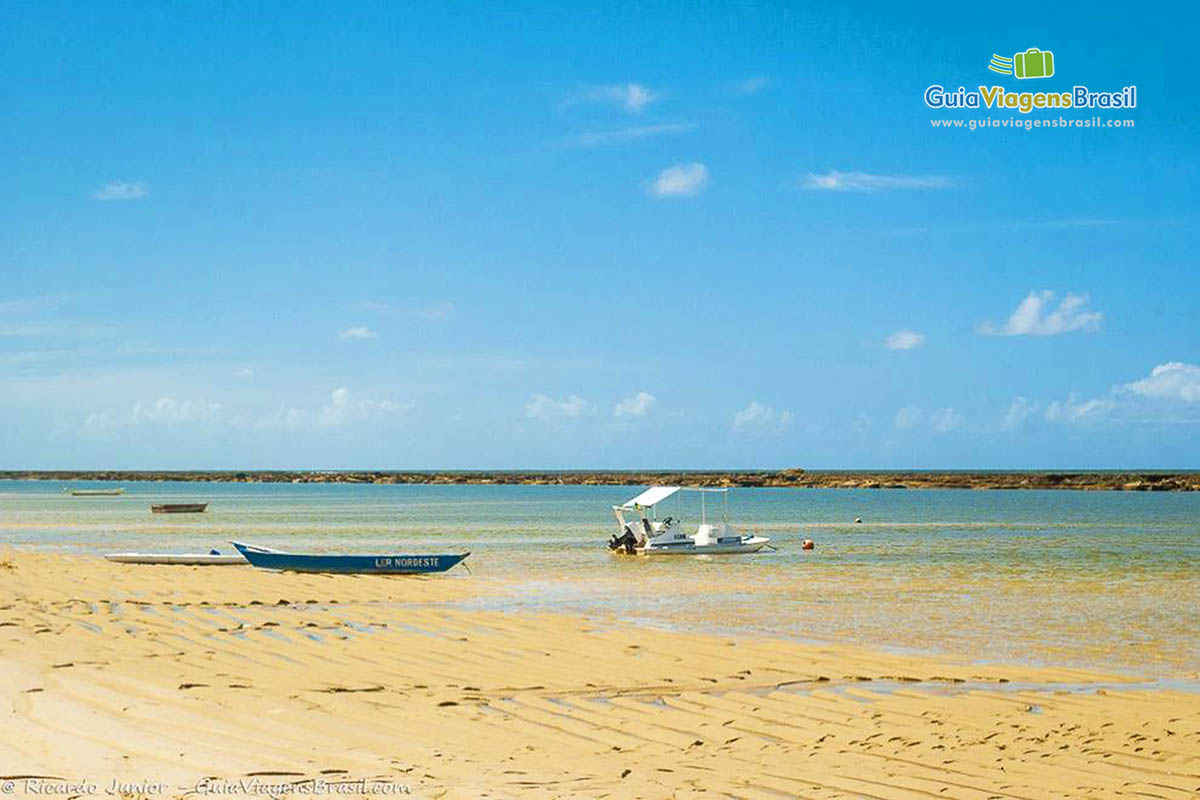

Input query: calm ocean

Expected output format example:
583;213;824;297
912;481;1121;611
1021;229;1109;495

3;480;1197;680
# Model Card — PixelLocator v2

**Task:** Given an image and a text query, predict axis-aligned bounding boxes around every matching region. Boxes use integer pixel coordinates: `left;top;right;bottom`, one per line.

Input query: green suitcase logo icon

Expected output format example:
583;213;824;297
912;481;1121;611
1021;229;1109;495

1013;47;1054;79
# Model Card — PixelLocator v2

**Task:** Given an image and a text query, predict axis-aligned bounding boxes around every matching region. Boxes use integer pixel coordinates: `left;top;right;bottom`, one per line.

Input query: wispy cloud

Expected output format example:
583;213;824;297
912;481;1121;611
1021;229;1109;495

562;83;657;113
85;397;224;431
0;295;70;316
648;162;709;198
804;171;953;192
894;406;922;430
0;321;112;339
83;387;409;434
337;326;378;340
0;322;57;337
929;407;964;433
92;181;148;201
317;387;406;426
416;302;454;320
885;329;925;350
875;217;1177;239
0;295;112;340
1002;396;1039;430
1044;393;1113;424
732;401;792;434
264;387;410;429
567;123;694;148
614;391;656;418
729;76;768;95
232;368;255;378
525;393;592;420
895;405;962;432
1122;362;1200;403
1003;362;1200;431
978;291;1102;336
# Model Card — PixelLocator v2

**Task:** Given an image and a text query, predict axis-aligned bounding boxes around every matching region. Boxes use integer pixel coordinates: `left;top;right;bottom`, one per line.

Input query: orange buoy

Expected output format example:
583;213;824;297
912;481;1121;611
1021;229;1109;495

801;539;814;550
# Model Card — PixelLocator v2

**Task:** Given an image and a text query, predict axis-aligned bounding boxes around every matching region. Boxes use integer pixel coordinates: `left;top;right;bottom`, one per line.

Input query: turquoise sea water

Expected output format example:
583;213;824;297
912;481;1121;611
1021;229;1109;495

2;480;1198;679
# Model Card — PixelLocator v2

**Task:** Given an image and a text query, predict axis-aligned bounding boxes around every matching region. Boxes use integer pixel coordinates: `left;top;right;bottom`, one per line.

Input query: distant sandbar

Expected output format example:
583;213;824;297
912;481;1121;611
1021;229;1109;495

2;469;1198;491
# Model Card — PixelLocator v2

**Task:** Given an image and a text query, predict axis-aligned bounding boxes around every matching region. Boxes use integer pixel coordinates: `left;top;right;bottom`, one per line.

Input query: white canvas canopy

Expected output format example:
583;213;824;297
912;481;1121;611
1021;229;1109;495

618;486;680;510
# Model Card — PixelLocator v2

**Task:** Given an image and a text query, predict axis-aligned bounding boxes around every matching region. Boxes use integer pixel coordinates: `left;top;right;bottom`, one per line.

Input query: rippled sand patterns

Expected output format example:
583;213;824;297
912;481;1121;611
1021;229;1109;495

1;554;1198;799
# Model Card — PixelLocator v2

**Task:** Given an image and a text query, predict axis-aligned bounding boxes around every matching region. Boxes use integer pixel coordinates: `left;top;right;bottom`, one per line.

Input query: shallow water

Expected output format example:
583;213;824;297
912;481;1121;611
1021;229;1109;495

2;480;1197;678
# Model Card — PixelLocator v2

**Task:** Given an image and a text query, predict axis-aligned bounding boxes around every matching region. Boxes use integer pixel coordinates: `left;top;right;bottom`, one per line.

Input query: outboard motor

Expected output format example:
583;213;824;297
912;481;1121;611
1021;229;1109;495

608;525;639;554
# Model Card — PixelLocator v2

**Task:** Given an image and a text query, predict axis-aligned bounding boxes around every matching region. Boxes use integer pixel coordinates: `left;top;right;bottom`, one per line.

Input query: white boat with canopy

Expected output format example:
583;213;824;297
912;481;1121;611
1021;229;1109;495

608;486;770;555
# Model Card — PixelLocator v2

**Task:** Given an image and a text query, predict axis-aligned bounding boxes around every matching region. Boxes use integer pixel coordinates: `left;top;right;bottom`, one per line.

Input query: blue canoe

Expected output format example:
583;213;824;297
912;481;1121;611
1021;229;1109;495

231;541;469;574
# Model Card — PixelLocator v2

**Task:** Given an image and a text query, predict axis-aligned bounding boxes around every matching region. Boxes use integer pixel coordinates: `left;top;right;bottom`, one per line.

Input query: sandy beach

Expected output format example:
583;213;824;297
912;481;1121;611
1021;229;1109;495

1;553;1197;799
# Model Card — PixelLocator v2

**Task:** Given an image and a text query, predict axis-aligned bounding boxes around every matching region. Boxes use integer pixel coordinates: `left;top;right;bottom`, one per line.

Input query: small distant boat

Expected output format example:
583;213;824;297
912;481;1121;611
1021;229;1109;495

151;502;209;514
105;549;246;566
231;541;470;574
608;486;771;556
69;488;125;496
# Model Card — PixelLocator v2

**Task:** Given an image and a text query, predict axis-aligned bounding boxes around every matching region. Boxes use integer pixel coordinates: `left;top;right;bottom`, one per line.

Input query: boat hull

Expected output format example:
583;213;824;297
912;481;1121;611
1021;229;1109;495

70;489;125;496
231;542;469;574
105;553;246;565
151;503;208;513
617;536;771;556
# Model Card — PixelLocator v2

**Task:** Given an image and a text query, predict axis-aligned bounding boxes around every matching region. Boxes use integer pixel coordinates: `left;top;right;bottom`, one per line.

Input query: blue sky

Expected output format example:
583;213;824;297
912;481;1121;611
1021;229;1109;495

1;1;1198;469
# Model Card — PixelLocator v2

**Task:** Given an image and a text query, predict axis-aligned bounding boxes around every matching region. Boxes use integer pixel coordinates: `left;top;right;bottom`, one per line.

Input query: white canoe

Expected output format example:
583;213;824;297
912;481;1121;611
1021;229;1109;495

105;552;247;565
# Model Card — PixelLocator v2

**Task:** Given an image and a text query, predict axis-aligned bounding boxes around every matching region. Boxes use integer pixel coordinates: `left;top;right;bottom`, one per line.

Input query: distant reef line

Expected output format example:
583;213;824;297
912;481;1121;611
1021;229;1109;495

1;469;1198;491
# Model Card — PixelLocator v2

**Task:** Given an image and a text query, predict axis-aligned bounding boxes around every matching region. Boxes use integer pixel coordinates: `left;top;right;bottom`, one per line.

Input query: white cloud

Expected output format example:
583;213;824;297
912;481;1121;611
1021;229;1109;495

614;391;656;418
610;83;656;111
567;123;694;148
929;407;964;433
85;397;224;431
563;83;657;112
261;406;308;430
885;329;925;350
1002;396;1039;430
893;405;962;432
525;393;592;420
804;171;952;192
316;387;405;426
134;398;222;425
732;401;792;434
730;76;768;95
1004;363;1200;430
263;388;408;429
84;388;409;434
649;163;709;198
1123;362;1200;403
979;291;1102;336
232;368;254;378
894;406;922;431
1044;393;1112;424
337;326;378;340
92;181;148;201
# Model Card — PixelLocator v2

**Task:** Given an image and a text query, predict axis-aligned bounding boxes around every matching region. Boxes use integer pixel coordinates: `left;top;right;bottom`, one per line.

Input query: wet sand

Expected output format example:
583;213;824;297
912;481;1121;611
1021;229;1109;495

1;553;1198;798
